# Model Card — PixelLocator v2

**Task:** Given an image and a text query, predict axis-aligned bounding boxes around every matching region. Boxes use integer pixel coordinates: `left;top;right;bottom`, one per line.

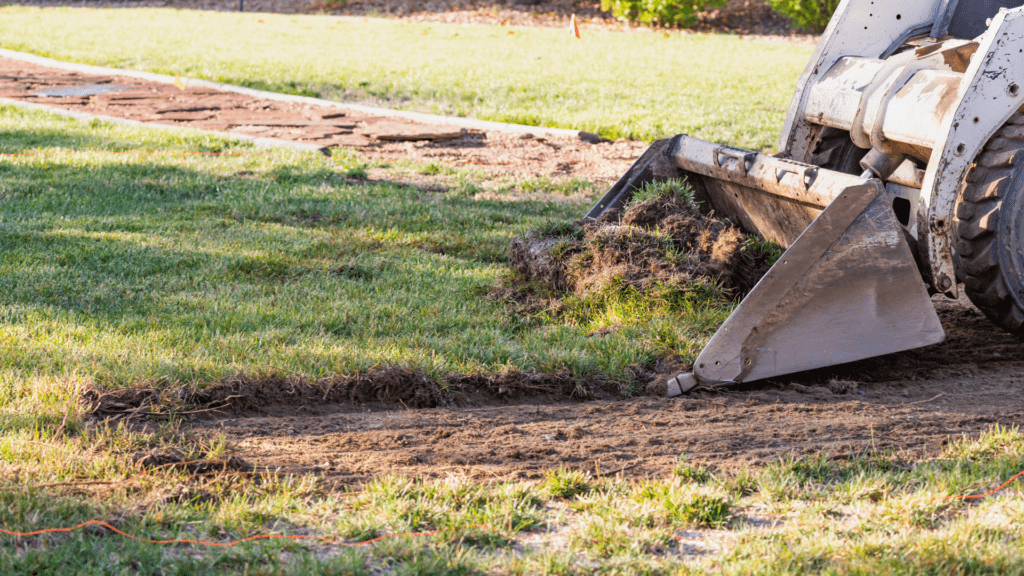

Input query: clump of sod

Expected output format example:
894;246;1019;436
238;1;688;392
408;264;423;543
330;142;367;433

509;178;781;313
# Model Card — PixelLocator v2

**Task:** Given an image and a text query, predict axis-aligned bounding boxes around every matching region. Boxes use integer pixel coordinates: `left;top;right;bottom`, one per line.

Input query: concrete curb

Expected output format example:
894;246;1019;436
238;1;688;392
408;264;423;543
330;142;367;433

0;97;332;155
0;48;592;140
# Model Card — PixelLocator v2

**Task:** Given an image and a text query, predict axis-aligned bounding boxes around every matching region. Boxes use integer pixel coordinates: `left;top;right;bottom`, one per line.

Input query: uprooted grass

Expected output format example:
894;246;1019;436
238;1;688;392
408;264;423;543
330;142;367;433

504;179;781;358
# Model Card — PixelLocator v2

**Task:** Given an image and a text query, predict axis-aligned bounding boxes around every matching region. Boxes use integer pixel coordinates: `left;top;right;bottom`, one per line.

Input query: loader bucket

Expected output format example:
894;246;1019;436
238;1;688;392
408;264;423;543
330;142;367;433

588;135;945;390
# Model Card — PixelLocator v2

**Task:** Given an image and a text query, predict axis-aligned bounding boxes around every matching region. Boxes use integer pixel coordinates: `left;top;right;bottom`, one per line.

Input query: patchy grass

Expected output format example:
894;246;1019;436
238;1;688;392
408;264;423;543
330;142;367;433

543;467;594;499
625;177;695;208
2;20;1023;575
0;6;811;147
0;104;669;389
9;422;1024;569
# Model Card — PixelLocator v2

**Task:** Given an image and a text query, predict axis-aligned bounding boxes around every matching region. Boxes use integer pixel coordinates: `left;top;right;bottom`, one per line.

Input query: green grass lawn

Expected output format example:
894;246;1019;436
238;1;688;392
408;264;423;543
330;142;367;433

0;101;731;572
1;105;727;392
4;9;1024;575
0;6;811;148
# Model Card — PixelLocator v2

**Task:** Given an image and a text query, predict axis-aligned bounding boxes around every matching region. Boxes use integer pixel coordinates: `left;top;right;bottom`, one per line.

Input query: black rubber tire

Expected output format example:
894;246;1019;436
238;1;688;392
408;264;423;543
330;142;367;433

807;127;868;175
954;112;1024;334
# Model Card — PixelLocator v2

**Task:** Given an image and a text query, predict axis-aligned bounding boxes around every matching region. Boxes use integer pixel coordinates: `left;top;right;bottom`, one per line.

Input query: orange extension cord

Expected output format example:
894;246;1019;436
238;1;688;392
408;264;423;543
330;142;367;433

0;520;467;548
0;150;267;157
0;472;1022;549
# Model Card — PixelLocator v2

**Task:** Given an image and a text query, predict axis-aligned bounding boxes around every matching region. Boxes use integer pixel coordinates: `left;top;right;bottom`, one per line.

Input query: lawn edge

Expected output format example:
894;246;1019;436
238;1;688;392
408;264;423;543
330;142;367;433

0;47;592;140
0;96;332;154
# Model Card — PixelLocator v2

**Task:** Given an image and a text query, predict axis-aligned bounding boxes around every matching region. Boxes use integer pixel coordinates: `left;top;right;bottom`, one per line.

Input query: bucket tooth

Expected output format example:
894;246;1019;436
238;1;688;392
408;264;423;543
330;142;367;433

692;181;945;386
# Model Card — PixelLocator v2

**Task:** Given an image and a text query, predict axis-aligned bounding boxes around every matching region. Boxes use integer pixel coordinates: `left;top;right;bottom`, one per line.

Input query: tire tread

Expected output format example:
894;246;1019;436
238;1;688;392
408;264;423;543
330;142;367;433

955;112;1024;335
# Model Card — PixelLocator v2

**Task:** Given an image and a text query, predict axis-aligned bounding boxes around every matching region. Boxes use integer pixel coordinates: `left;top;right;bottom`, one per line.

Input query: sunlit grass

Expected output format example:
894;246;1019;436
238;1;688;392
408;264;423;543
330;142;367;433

0;105;683;388
0;5;812;147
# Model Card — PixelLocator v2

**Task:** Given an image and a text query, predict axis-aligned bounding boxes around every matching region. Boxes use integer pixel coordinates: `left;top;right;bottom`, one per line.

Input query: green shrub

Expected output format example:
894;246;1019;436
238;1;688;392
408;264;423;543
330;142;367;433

600;0;727;28
766;0;840;33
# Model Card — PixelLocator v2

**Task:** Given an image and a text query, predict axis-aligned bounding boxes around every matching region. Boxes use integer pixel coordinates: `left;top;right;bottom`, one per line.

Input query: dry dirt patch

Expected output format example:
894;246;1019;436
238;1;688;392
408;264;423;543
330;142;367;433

0;55;648;187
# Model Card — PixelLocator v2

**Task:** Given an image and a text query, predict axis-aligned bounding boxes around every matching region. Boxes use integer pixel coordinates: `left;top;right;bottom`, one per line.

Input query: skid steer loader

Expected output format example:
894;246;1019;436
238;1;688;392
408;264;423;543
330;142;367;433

587;0;1024;395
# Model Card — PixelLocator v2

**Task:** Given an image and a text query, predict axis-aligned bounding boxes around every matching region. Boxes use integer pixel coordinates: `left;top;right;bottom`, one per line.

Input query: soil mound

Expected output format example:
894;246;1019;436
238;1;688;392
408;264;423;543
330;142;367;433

510;185;778;302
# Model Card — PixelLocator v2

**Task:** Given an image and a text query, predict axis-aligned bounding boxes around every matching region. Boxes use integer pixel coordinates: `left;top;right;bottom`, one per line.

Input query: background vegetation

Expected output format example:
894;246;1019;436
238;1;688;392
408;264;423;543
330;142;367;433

765;0;841;33
601;0;727;28
590;0;836;32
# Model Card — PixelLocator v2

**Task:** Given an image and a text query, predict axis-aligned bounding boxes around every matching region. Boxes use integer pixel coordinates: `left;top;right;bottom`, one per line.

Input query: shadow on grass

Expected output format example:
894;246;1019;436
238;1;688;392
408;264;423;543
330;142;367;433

0;143;605;386
0;124;235;155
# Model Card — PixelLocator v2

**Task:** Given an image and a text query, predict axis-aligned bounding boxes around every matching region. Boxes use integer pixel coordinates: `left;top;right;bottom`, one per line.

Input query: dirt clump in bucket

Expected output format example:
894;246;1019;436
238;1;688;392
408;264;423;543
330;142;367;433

509;180;779;302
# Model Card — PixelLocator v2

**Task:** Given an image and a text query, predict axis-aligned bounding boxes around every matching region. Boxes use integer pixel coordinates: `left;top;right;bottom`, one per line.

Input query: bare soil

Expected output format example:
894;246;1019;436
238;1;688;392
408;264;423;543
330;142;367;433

0;56;649;187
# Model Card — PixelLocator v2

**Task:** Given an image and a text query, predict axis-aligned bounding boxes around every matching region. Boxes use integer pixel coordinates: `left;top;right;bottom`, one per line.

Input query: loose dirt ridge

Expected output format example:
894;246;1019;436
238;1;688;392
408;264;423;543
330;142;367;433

174;295;1024;486
4;49;1023;486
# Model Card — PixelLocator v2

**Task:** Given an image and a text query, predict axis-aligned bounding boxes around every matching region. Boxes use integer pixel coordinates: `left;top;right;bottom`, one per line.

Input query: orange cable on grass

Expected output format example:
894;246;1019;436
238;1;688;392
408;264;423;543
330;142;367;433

0;150;267;158
3;474;1024;549
947;470;1024;500
0;520;501;548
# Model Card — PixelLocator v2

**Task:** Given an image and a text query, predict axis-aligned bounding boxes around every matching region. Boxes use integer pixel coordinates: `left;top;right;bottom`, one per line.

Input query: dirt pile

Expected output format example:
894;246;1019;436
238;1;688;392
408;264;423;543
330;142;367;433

510;184;778;302
83;367;649;421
